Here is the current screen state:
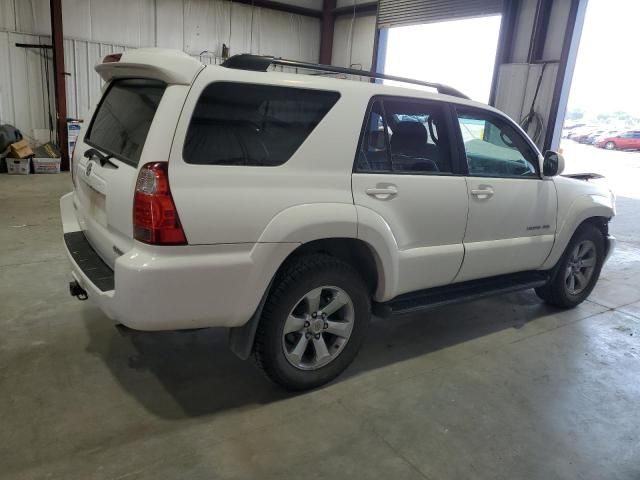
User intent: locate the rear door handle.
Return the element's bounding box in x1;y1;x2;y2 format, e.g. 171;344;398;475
366;186;398;198
470;187;494;198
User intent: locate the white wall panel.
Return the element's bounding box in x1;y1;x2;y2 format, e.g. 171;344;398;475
183;0;233;54
89;0;155;47
0;31;15;124
155;0;184;49
0;0;16;31
332;14;376;71
0;32;54;140
61;0;92;39
543;0;571;61
1;0;322;141
511;0;537;63
14;0;49;36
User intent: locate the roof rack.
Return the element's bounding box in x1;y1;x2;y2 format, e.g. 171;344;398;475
221;54;470;99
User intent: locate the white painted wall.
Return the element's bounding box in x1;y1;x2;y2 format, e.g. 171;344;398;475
331;14;376;71
0;0;321;139
494;0;576;149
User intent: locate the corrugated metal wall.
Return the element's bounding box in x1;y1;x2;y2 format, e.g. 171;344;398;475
0;0;321;141
331;14;376;72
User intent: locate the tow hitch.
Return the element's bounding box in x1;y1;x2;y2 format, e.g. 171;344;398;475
69;280;88;300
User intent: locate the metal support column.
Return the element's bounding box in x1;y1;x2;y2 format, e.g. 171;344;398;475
49;0;68;170
544;0;588;151
319;0;336;64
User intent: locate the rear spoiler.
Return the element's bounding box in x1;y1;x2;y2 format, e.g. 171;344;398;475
562;173;605;181
95;48;204;85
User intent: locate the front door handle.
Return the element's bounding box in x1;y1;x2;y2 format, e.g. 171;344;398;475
470;187;494;199
366;186;398;199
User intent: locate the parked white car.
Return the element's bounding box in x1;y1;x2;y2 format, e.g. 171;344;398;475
61;49;616;390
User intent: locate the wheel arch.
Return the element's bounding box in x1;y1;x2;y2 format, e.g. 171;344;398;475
542;201;613;271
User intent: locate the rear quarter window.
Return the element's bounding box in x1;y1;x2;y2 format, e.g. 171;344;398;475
183;82;340;166
86;78;166;166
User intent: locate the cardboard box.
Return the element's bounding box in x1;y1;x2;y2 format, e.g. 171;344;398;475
8;139;33;159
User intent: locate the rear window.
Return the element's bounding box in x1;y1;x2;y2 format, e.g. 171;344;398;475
183;82;340;166
86;78;166;166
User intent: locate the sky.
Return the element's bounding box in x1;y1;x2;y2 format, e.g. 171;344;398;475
567;0;640;116
383;1;638;117
383;15;502;103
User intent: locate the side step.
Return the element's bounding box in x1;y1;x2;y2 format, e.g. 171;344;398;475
374;271;550;317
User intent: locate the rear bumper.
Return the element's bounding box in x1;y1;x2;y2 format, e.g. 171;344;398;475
60;192;298;331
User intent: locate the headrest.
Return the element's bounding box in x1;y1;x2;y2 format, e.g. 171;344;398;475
393;121;428;141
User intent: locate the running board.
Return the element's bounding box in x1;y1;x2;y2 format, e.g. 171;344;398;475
374;271;550;317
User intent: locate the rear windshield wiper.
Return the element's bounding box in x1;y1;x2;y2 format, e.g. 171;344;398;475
84;148;119;168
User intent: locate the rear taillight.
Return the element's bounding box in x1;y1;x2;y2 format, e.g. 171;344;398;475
102;53;122;63
133;162;187;245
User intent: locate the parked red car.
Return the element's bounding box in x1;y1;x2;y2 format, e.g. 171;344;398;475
596;131;640;150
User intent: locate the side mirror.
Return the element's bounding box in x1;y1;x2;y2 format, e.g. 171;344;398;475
543;150;565;177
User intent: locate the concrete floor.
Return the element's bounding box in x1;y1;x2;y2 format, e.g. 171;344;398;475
2;170;640;480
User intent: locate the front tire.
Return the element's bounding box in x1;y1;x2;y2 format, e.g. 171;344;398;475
605;141;616;150
254;254;370;390
535;223;605;308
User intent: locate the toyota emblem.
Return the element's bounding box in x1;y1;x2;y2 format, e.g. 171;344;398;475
86;161;93;177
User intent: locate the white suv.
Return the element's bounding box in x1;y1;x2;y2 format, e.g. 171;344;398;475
61;49;615;390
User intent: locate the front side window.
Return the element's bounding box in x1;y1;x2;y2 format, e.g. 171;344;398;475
183;83;340;166
86;78;166;166
356;98;453;174
457;108;539;178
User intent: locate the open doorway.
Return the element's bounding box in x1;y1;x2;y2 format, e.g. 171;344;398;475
382;15;502;103
560;0;640;245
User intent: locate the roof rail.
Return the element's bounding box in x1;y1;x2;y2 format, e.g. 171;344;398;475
221;54;470;99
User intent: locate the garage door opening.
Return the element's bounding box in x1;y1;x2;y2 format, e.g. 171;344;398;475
560;0;640;243
382;15;502;103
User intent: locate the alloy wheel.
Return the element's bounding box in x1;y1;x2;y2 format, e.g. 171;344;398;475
282;286;355;370
565;240;597;295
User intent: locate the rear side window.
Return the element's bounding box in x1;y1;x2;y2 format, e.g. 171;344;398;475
183;83;340;166
86;79;166;166
356;97;454;174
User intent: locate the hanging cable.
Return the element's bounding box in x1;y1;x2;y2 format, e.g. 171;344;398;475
520;62;550;145
347;0;356;68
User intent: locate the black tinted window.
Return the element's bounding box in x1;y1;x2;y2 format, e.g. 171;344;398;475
87;78;166;165
184;83;340;166
356;98;453;174
356;101;391;172
385;100;452;173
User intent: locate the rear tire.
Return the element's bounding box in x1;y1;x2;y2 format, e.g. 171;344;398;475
254;254;370;391
535;224;605;308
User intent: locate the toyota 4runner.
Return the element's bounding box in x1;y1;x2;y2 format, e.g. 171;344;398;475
61;49;616;390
